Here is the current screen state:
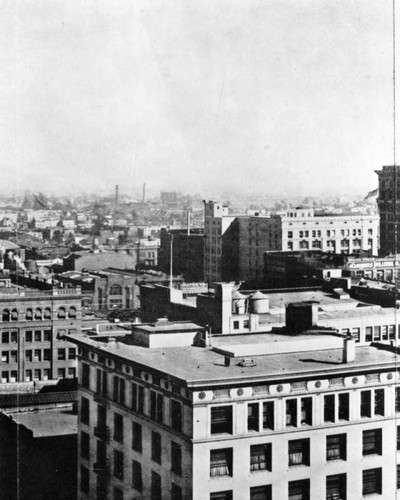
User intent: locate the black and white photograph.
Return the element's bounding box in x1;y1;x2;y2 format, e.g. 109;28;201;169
0;1;400;499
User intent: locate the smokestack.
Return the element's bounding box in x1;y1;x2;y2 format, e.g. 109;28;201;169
343;337;355;363
187;211;191;236
115;185;119;205
142;183;147;203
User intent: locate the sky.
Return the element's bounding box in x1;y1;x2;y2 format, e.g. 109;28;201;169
0;0;396;198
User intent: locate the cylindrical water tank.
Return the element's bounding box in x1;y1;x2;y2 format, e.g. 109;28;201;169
249;291;269;313
232;290;247;314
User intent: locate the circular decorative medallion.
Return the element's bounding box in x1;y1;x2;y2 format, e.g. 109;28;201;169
198;391;206;400
388;373;394;380
352;377;359;384
237;388;244;396
315;381;322;388
276;384;284;393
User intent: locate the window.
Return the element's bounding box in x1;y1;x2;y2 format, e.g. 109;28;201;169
1;351;9;363
34;330;41;342
2;331;9;343
150;391;163;423
211;406;233;434
338;393;349;420
43;349;51;361
132;382;144;414
361;391;371;418
171;483;182;500
80;431;90;460
397;426;400;451
326;474;346;500
286;399;297;427
248;403;259;431
57;307;66;319
25;370;32;381
301;397;312;425
34;308;42;320
365;327;373;342
250;443;271;471
374;389;384;416
171;399;183;432
326;434;346;461
288;439;310;466
96;368;108;396
324;395;335;422
233;321;240;330
58;348;66;361
396;387;400;413
363;429;382;456
43;369;50;380
210;492;233;500
68;306;77;319
10;351;17;363
68;348;76;360
263;401;274;430
110;284;122;295
151;471;162;500
250;485;272;500
113;376;126;406
82;363;90;389
43;330;51;341
171;441;182;476
25;350;32;362
397;464;400;490
33;349;41;362
44;308;51;320
132;422;142;453
362;468;382;495
10;331;17;343
113;450;124;480
289;479;310;500
114;413;123;443
57;368;65;379
1;371;9;383
11;309;18;321
80;465;90;494
210;448;233;477
25;309;33;321
132;460;142;492
151;431;162;464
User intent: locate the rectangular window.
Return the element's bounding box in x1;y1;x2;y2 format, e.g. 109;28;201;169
25;350;32;362
210;448;233;477
96;369;108;397
25;331;32;343
43;349;51;361
210;493;233;500
396;387;400;413
373;326;381;341
58;348;66;360
397;464;400;490
151;431;162;464
151;471;162;500
289;479;310;500
288;439;310;466
113;450;124;480
250;443;271;471
382;325;389;340
211;406;233;434
301;397;312;425
263;401;274;430
365;327;373;342
82;363;90;389
34;331;41;342
68;348;76;360
33;349;41;362
113;376;126;406
114;413;123;443
250;485;272;500
324;395;335;422
374;389;385;416
171;483;183;500
361;391;371;418
132;422;142;453
132;460;142;492
80;431;90;460
10;351;17;363
2;332;9;343
326;434;346;461
171;441;182;476
171;399;182;432
150;390;164;423
362;468;382;495
398;426;400;451
363;429;382;455
389;324;396;339
338;393;349;421
131;382;144;414
248;402;259;431
57;368;65;379
44;330;51;342
326;474;346;500
233;321;240;330
1;351;9;363
286;399;297;427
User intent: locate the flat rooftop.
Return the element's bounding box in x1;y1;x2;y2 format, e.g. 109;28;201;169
10;410;77;437
68;333;400;388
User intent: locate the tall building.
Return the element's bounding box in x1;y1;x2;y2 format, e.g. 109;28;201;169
71;319;400;500
205;202;379;284
376;164;400;255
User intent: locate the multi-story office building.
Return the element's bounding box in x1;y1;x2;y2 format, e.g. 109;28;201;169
72;318;400;500
0;277;81;387
376;164;400;255
205;202;379;284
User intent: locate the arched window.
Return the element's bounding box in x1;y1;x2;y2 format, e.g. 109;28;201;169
68;306;77;319
110;284;122;296
11;309;18;321
2;309;10;322
35;308;42;320
57;307;66;319
26;308;33;320
44;308;52;320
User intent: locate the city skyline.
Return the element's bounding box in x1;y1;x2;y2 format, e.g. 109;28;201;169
1;0;396;197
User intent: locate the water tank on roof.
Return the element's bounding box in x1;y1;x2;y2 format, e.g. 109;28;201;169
249;291;269;313
232;290;247;314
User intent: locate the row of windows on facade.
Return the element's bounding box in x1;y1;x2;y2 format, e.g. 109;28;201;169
204;468;384;500
0;328;77;344
21;347;76;363
1;367;76;383
286;239;372;251
288;229;372;238
0;306;77;322
210;389;387;435
207;427;385;479
80;371;183;432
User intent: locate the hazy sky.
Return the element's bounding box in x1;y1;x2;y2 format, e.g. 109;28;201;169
0;0;396;198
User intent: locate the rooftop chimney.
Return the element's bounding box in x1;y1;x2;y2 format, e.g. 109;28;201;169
343;337;355;363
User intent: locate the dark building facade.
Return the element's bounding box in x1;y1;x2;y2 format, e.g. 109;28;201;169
376;164;399;256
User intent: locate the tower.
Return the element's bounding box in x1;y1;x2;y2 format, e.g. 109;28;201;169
375;165;400;256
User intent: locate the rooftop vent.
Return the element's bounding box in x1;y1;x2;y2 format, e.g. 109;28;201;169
238;358;256;367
